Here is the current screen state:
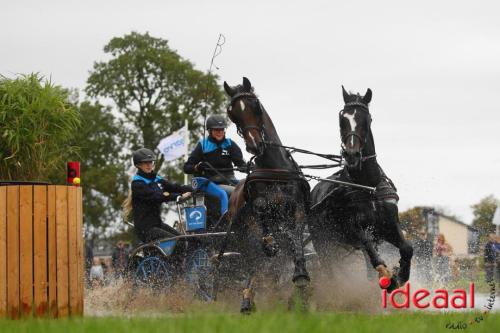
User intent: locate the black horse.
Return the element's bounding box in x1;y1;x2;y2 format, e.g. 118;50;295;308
308;87;413;293
223;77;311;312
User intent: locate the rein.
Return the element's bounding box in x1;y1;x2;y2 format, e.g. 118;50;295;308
263;142;342;163
226;92;375;192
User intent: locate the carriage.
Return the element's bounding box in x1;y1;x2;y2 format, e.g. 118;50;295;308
126;189;241;300
128;78;408;312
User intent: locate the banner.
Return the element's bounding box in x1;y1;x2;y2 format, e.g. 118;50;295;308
157;123;189;162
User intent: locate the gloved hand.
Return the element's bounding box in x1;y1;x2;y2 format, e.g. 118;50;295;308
195;162;208;172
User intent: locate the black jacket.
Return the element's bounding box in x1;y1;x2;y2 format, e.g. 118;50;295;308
484;241;498;264
183;136;245;184
132;170;192;237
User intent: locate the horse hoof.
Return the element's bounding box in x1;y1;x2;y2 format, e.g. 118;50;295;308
288;278;311;312
240;298;254;314
386;277;401;294
292;276;310;287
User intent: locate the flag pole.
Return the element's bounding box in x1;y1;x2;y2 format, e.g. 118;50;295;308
184;119;189;185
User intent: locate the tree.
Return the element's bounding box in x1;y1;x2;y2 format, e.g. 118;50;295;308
72;101;129;239
85;31;225;182
0;73;80;181
471;195;499;243
399;207;426;239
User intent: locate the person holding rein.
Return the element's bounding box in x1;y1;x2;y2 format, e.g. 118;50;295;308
124;148;192;243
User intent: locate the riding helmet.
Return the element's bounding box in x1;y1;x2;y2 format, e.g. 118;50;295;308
206;115;227;129
132;148;155;165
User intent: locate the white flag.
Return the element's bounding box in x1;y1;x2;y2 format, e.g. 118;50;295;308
157;124;189;162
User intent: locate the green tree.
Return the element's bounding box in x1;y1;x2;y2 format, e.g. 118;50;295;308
471;195;499;243
0;73;80;181
85;31;225;182
73;101;129;239
399;207;426;239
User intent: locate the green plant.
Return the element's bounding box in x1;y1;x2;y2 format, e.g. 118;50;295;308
0;73;80;181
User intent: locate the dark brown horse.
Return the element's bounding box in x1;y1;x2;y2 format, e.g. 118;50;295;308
308;87;413;293
223;77;311;312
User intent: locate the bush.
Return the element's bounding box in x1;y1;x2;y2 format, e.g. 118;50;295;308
0;73;80;181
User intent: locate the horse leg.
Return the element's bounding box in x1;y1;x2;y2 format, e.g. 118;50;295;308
352;224;390;282
236;219;261;314
285;209;311;311
240;273;257;314
379;200;413;290
362;247;378;281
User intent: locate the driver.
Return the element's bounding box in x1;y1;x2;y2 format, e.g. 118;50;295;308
128;148;192;242
183;114;246;216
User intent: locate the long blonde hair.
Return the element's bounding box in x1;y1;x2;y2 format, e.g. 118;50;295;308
122;189;133;222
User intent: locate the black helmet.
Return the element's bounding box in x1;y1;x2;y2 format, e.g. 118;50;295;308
206;115;227;129
133;148;155;165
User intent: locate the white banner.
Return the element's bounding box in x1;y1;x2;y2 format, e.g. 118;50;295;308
157;123;189;162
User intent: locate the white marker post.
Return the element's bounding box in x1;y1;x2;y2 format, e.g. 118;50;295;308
184;119;189;185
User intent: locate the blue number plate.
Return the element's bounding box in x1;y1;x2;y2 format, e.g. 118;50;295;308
185;206;207;231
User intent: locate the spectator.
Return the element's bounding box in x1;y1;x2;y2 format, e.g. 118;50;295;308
484;233;500;284
89;256;104;288
103;257;113;285
433;233;453;284
112;241;129;279
85;242;93;287
413;231;433;285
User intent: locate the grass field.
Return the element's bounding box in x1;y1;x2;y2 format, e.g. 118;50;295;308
1;312;499;333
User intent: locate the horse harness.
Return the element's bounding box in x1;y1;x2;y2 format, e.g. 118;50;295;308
339;102;377;163
227;92;267;140
310;167;398;211
243;168;311;209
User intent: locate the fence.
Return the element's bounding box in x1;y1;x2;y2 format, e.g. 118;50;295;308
0;185;83;318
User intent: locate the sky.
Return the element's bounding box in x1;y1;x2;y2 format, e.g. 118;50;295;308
2;0;499;223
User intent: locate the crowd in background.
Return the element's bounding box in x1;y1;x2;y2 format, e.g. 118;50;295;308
412;232;500;286
484;233;500;284
85;241;130;288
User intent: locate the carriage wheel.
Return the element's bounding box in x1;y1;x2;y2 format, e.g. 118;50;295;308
134;256;173;290
185;248;214;301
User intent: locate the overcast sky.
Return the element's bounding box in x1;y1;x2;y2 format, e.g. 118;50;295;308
2;0;499;223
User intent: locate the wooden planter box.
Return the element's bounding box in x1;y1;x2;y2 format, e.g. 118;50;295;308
0;185;83;318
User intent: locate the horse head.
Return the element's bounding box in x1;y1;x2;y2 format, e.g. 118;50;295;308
339;86;373;169
224;77;265;156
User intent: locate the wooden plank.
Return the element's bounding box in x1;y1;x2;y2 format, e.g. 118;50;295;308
19;186;33;316
0;187;7;317
33;186;48;316
6;186;20;319
55;186;69;317
47;186;57;318
75;187;84;315
67;187;78;315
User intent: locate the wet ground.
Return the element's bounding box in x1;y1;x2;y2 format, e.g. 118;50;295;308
85;248;498;316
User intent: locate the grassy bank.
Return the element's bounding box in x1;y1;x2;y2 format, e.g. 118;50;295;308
1;312;499;333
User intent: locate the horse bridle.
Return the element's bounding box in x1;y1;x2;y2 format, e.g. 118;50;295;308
227;92;266;141
339;102;376;163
